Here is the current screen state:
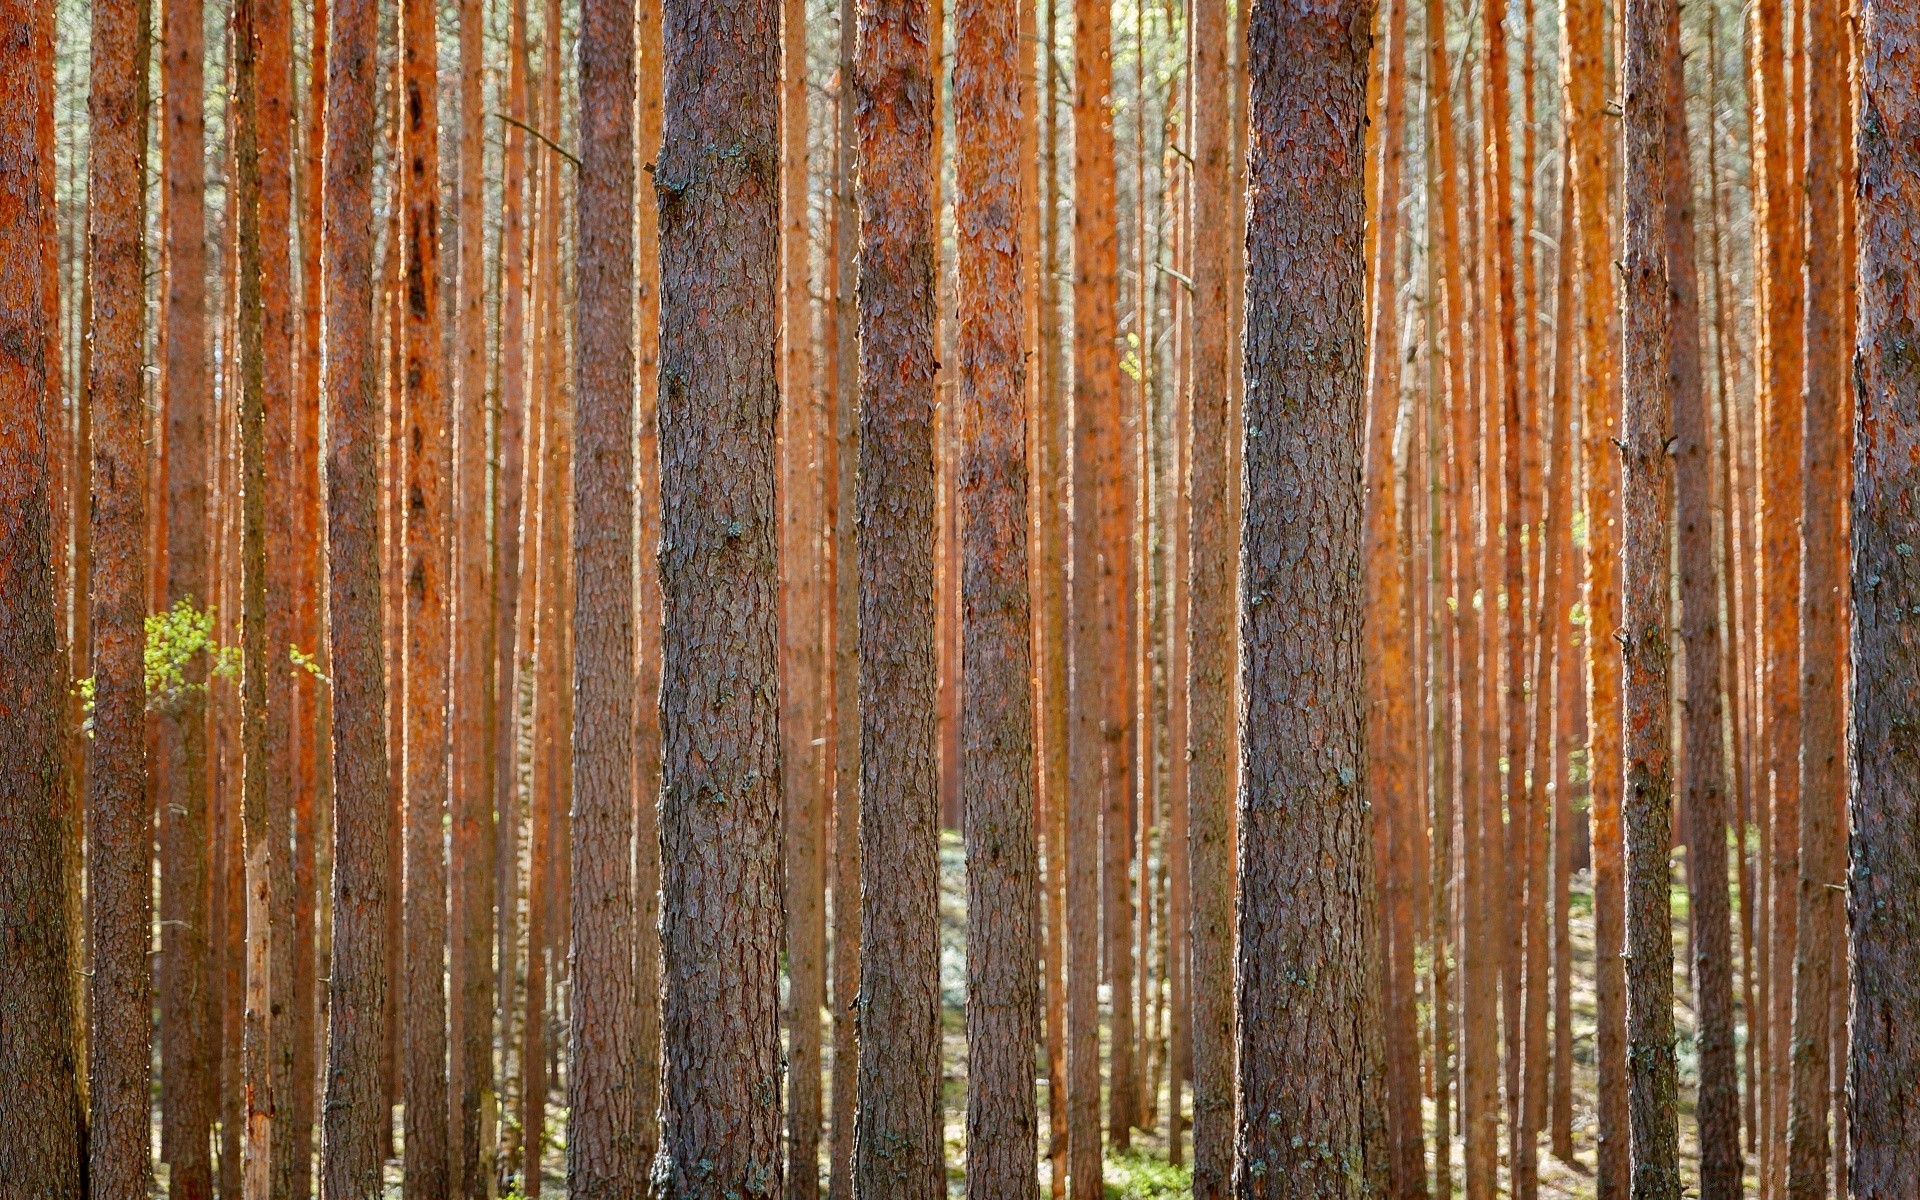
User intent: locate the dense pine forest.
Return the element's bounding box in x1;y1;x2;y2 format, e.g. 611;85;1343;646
1;0;1916;1194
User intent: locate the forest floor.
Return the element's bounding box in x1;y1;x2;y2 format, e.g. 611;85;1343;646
306;836;1724;1199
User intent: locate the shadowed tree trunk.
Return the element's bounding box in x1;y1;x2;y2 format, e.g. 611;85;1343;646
1184;0;1231;1190
0;3;88;1186
1234;0;1388;1193
653;0;786;1187
159;0;216;1186
1849;0;1920;1186
851;0;945;1189
955;0;1040;1184
85;0;153;1188
1619;0;1679;1192
1785;0;1845;1191
319;0;395;1188
568;0;642;1187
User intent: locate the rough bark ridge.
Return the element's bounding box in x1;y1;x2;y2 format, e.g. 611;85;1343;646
1849;0;1920;1187
570;0;642;1191
654;0;786;1186
0;6;88;1188
319;0;394;1191
85;0;153;1189
1662;8;1738;1194
1618;0;1679;1194
955;0;1040;1186
1784;0;1845;1191
1184;0;1233;1191
852;0;946;1189
1234;0;1389;1193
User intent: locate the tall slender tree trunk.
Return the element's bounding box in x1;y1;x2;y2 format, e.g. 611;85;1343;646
955;0;1041;1184
1184;0;1231;1189
319;0;395;1187
1619;0;1679;1192
159;0;216;1186
1664;9;1738;1193
1567;0;1625;1181
86;0;154;1185
827;1;863;1190
850;0;945;1189
0;3;88;1186
654;0;786;1186
1784;0;1845;1191
781;0;825;1185
1849;0;1920;1184
568;0;642;1192
1235;0;1387;1193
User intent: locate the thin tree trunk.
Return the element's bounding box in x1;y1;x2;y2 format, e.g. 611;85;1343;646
1848;4;1920;1185
320;0;395;1188
1784;0;1845;1190
654;0;786;1186
520;357;553;1197
956;0;1041;1184
0;3;88;1185
159;0;216;1185
1236;0;1387;1193
1620;0;1679;1191
1184;0;1231;1190
85;0;153;1183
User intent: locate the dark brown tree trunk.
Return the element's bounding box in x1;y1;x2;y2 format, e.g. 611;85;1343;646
85;0;153;1186
1663;10;1738;1194
1849;1;1920;1185
1235;0;1387;1193
653;0;786;1188
850;0;945;1190
159;0;216;1186
0;3;88;1187
955;0;1040;1185
319;0;395;1188
1619;0;1679;1192
569;0;642;1188
1184;0;1231;1190
400;0;452;1185
1785;0;1845;1191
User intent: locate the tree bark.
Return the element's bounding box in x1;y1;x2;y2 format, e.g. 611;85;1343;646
1235;0;1388;1193
653;0;786;1186
86;0;154;1186
850;0;946;1189
319;0;395;1187
0;3;88;1187
1849;0;1920;1184
159;0;216;1186
1184;0;1231;1189
1619;0;1680;1193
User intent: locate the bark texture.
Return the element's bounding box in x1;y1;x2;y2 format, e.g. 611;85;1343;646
1234;0;1388;1192
852;0;946;1189
654;0;787;1186
1849;0;1920;1187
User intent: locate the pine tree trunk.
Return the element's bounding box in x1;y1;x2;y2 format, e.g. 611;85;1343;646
0;5;88;1186
1619;0;1680;1192
850;0;945;1189
85;0;153;1185
1184;0;1231;1191
1849;5;1920;1185
654;0;786;1188
159;0;216;1184
320;0;395;1188
955;0;1041;1186
1235;0;1387;1193
1784;0;1845;1190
